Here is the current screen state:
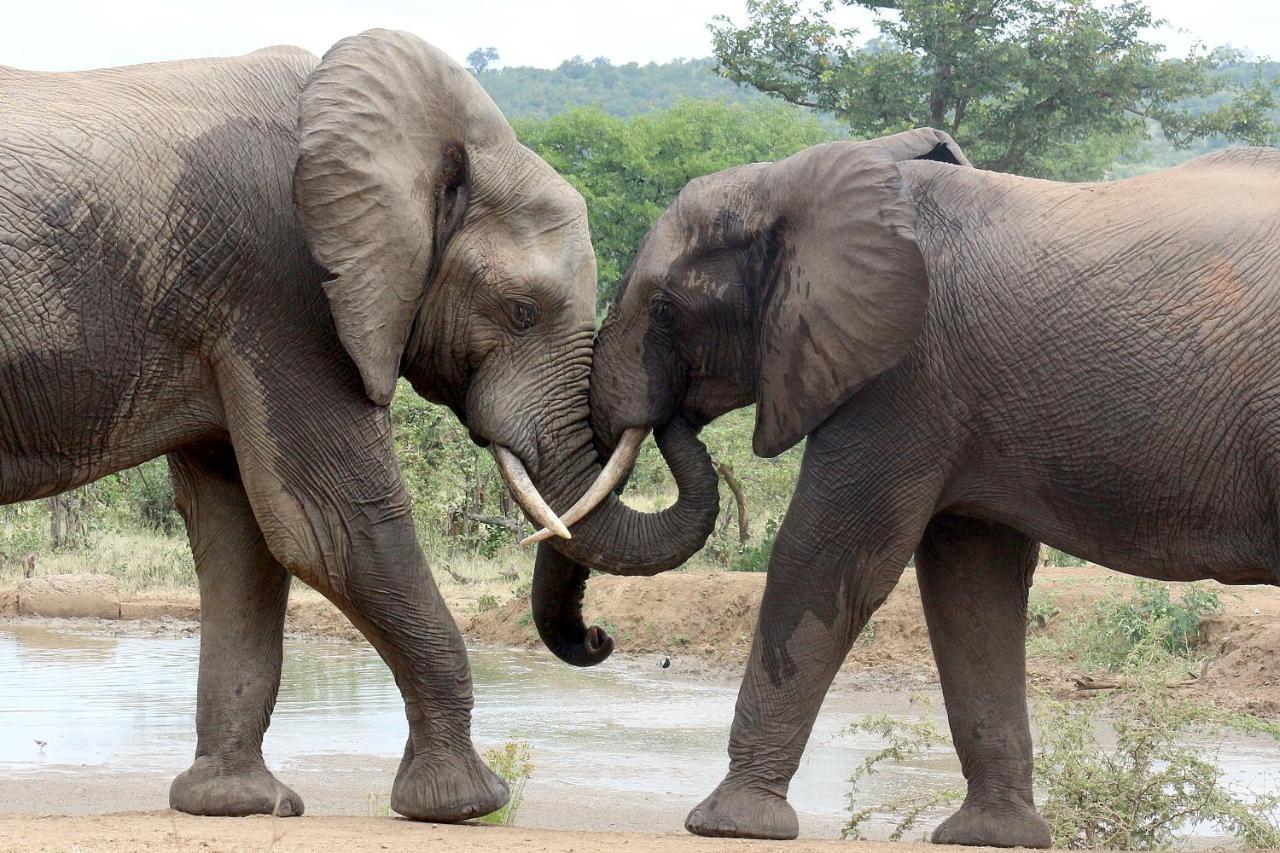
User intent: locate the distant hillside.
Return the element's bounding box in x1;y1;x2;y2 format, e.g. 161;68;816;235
479;55;1278;174
477;56;770;119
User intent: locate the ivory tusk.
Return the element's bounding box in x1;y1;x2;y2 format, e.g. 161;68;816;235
492;446;572;540
520;427;650;546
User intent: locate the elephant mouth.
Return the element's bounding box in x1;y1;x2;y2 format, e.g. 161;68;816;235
519;427;650;546
492;427;647;546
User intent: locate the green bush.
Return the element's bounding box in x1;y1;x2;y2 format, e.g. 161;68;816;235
841;697;961;841
729;517;779;572
1067;581;1222;672
1035;674;1280;849
845;678;1280;848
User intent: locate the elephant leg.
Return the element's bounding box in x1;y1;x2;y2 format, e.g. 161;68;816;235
686;446;934;840
217;365;506;822
916;514;1051;848
321;524;508;822
166;445;303;817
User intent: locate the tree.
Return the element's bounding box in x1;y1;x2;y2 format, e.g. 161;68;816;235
513;99;835;313
466;46;500;75
709;0;1279;180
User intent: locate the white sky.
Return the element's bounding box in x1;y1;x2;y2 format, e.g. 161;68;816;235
1;0;1276;72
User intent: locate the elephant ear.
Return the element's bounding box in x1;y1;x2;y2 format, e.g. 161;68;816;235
294;29;516;405
752;128;969;457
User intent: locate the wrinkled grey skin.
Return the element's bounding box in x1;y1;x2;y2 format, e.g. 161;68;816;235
576;128;1280;846
0;29;715;821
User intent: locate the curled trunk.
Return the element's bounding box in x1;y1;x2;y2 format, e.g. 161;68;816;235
529;416;719;666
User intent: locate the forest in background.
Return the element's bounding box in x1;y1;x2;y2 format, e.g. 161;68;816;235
3;1;1278;584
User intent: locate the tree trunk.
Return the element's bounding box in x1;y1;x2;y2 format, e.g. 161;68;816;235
714;459;750;544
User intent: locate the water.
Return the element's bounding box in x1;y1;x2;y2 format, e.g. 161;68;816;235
0;620;1277;839
0;622;954;822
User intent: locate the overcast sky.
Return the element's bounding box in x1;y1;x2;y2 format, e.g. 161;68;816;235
1;1;1276;72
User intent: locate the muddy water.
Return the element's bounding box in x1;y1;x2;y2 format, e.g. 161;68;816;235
0;621;1276;841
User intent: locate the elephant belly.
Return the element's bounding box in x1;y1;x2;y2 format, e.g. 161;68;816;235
0;334;223;505
960;462;1280;586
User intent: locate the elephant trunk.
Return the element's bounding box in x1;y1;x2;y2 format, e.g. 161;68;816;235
527;415;719;666
530;543;613;667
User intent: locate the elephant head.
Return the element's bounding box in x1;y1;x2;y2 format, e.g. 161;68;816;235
529;129;970;665
292;30;721;665
591;127;970;456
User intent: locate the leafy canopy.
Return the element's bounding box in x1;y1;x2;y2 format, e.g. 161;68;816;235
709;0;1279;179
513;99;835;313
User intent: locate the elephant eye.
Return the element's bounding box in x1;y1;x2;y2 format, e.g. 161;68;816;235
649;296;675;327
508;298;540;333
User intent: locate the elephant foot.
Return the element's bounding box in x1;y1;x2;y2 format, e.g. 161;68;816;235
684;780;799;840
391;748;509;822
932;800;1051;848
169;755;304;817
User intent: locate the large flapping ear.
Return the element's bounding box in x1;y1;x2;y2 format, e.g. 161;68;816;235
294;29;516;405
752;128;969;457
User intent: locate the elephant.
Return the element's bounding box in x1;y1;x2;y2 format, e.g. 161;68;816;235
0;29;718;820
534;127;1280;846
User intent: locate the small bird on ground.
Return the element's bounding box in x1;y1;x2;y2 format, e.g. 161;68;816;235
659;656;671;669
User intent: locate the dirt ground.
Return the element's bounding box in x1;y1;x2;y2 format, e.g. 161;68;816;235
5;564;1280;711
0;813;951;853
468;566;1280;714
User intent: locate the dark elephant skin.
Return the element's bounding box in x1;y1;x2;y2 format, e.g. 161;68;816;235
0;30;714;821
584;127;1280;845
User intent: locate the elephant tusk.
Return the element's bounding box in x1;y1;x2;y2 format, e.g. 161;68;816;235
492;446;572;541
520;427;649;546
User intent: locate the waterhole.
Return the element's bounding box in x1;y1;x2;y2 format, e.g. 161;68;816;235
0;621;1275;841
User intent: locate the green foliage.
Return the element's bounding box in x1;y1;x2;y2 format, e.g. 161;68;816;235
1027;590;1061;630
389;383;526;557
729;517;780;572
476;594;499;613
1047;581;1223;672
466;46;500;75
709;0;1280;180
1035;676;1280;849
514;100;836;312
477;741;535;826
478;57;777;120
844;673;1280;848
842;696;962;841
1043;546;1089;567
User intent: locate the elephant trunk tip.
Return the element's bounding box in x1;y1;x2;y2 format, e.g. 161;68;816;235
557;624;614;668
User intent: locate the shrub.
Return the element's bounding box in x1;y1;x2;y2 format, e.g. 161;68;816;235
1035;673;1280;849
477;741;535;826
1071;581;1222;672
729;517;779;572
843;660;1280;848
841;697;962;841
1027;591;1061;631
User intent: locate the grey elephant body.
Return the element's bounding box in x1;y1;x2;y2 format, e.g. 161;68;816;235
581;134;1280;845
2;32;719;821
885;151;1280;585
1;45;489;820
1;50;316;503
